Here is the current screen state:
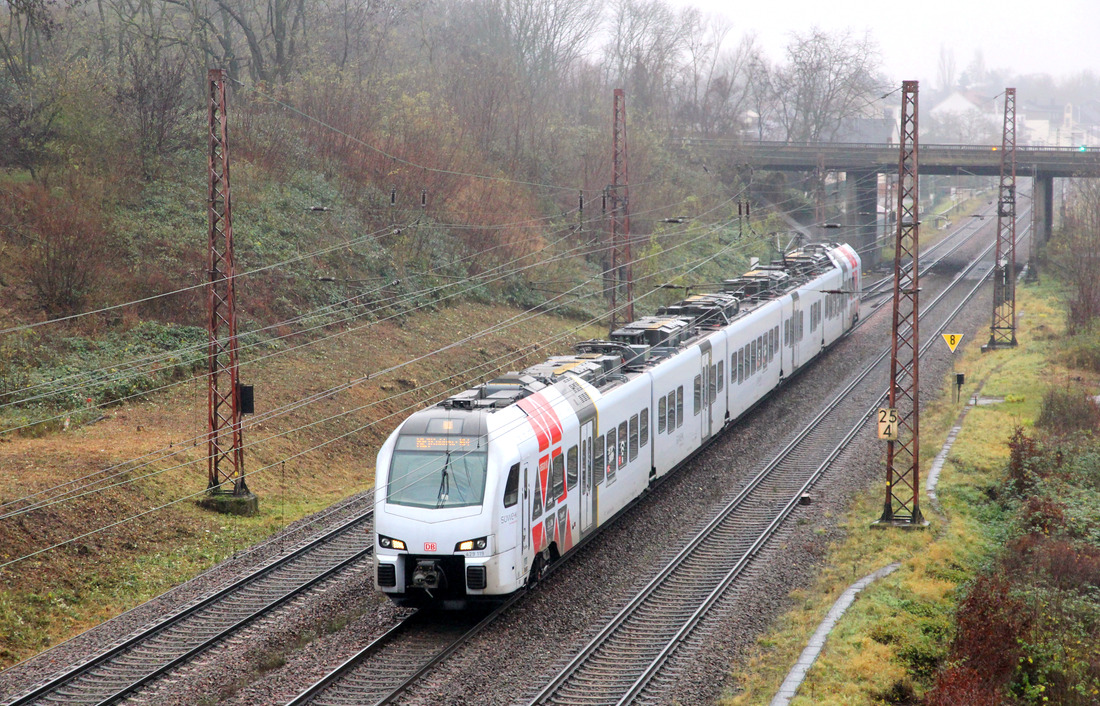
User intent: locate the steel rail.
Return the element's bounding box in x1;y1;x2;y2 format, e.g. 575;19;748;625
283;203;1011;706
529;214;1028;705
615;226;1025;704
6;510;373;706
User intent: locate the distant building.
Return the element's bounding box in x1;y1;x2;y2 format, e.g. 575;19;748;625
927;90;1000;144
1019;100;1100;148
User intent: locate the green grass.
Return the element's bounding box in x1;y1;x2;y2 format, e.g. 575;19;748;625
721;278;1092;705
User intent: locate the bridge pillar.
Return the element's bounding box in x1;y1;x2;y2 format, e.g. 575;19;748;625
845;170;880;269
1032;173;1054;247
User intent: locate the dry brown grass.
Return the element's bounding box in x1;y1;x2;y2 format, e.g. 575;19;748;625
0;300;602;667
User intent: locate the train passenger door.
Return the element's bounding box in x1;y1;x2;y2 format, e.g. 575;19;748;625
521;462;530;552
580;421;594;533
701;349;713;440
790;292;802;371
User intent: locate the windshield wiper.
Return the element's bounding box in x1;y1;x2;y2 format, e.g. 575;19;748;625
436;451;451;508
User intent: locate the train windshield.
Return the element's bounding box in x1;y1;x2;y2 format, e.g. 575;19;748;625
387;435;487;509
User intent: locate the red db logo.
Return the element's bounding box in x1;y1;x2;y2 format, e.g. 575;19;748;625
424;542;437;552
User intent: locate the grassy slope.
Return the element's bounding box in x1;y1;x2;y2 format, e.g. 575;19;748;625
721;280;1083;704
0;301;603;668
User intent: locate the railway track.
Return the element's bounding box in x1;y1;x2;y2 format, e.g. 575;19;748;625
4;509;374;706
526;218;1027;705
282;210;1019;705
2;198;1015;706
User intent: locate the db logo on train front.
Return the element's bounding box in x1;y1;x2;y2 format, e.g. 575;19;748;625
424;542;437;552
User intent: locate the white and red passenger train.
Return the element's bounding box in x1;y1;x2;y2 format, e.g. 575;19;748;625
373;243;860;607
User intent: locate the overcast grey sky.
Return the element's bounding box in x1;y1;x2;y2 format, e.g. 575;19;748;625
671;0;1099;88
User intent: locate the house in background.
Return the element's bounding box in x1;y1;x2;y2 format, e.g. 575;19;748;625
1020;100;1100;147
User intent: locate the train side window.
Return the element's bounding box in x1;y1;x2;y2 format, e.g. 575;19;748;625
566;445;578;490
737;348;744;383
709;364;717;403
504;463;520;507
594;435;605;485
676;385;684;427
629;414;639;461
606;427;617;481
773;326;779;357
667;391;676;430
550;452;564;501
532;473;543;518
717;361;724;392
658;396;667;433
617;421;628;468
784;319;789;346
693;375;702;415
640;408;649;446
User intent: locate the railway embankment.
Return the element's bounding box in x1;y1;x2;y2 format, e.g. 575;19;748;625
723;280;1100;704
0;302;600;673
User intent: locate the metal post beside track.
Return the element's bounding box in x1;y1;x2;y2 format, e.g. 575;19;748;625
608;88;632;333
985;87;1019;349
877;80;926;528
205;68;257;514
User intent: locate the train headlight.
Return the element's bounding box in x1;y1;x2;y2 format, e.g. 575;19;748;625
455;536;488;551
378;534;406;551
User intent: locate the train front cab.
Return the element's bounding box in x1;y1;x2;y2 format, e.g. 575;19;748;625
373;411;527;608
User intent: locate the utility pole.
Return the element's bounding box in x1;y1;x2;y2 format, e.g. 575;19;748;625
987;87;1018;348
206;68;256;514
878;80;925;528
814;152;826;240
608;88;633;332
1026;164;1039;283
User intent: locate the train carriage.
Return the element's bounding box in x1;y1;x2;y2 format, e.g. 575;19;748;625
373;243;860;608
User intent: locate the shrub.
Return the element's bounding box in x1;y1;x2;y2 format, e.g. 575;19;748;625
5;184;109;316
924;575;1029;705
1007;427;1045;493
1036;384;1100;435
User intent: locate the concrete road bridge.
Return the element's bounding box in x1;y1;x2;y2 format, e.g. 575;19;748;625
683;139;1100;265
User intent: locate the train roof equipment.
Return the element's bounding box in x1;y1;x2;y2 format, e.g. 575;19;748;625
435;243;849;412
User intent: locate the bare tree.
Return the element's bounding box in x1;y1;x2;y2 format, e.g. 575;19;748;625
744;46;773;140
771;28;886;142
675;23;755;137
603;0;688;120
937;45;956;91
163;0;307;83
1053;179;1100;333
7;184;108;316
0;0;62;87
116;42;193;180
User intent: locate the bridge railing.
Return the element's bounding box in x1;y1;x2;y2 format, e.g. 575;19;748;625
681;138;1096;153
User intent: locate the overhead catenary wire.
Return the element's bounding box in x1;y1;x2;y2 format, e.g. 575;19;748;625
0;186;756;434
0;184;715;409
0;203;764;571
0;201;761;525
2;181;800;514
